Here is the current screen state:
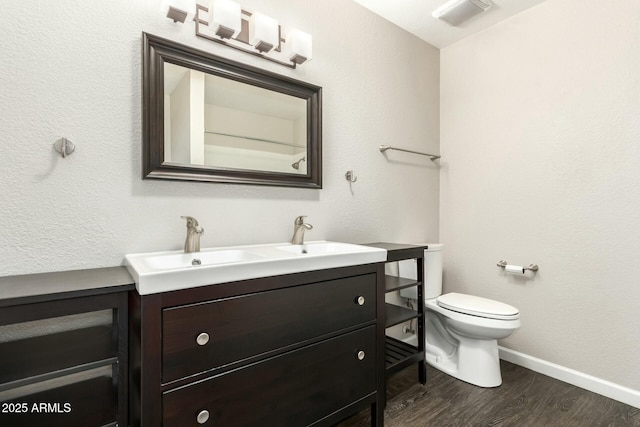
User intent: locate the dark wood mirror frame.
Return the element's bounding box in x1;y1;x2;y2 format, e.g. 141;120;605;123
142;32;322;188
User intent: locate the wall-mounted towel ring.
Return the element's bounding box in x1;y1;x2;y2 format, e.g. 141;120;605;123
53;137;75;158
345;170;358;182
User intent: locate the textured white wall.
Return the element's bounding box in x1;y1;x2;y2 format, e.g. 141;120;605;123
0;0;440;276
440;0;640;390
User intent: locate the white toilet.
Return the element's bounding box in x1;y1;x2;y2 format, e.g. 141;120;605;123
399;244;520;387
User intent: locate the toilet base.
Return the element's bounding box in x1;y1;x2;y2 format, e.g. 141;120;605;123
426;334;502;387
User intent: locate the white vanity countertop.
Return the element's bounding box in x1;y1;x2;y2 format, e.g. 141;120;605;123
125;241;388;295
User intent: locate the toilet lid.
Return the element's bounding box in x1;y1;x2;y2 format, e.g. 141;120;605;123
437;293;520;320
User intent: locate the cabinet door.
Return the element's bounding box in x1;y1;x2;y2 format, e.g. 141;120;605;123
163;326;376;427
162;274;376;382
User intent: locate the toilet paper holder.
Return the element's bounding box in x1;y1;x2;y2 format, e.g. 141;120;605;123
497;260;539;272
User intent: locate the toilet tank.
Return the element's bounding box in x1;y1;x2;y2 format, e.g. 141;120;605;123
399;243;443;301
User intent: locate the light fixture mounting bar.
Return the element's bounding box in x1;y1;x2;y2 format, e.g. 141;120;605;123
194;4;295;69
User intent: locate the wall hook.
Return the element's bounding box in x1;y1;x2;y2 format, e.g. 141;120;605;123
53;137;75;158
345;170;358;182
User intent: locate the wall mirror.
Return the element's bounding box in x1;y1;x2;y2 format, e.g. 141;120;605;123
142;33;322;188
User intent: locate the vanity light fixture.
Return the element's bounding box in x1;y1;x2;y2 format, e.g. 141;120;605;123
162;0;196;23
249;12;280;53
432;0;491;26
287;28;313;65
164;1;312;68
209;0;241;39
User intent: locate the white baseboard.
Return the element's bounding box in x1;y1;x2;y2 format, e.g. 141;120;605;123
499;346;640;409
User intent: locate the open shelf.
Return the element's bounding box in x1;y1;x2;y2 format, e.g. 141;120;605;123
0;376;117;427
384;275;419;293
385;303;419;328
385;336;424;377
0;325;115;391
0;282;129;427
364;242;428;401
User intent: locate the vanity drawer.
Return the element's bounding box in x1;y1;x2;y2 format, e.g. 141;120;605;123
162;273;376;383
163;326;376;427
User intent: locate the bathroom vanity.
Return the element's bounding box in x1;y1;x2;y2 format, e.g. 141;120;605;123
129;261;386;427
0;242;388;426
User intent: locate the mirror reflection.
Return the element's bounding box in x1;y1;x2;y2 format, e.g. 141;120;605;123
163;63;308;175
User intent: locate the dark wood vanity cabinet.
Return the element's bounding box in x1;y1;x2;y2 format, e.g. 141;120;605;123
163;327;376;427
130;263;386;427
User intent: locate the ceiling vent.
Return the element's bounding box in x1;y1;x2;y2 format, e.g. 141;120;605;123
432;0;491;26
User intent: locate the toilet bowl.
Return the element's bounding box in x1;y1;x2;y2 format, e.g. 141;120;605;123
424;292;520;387
399;244;521;387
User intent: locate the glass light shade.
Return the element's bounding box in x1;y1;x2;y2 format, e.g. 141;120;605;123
162;0;195;23
210;0;241;39
287;29;312;64
249;12;279;53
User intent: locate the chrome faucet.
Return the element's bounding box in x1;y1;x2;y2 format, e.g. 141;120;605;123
181;216;204;253
291;215;313;245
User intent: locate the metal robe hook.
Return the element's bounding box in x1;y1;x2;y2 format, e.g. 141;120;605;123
53;137;75;158
345;170;358;182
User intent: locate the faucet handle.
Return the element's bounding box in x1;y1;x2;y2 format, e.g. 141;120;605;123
181;216;200;227
294;215;307;225
182;216;204;234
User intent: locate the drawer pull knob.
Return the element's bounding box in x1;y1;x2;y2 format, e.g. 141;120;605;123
197;409;210;424
356;296;365;306
196;332;210;346
357;350;366;361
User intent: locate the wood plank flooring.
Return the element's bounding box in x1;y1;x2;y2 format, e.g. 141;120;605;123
337;361;640;427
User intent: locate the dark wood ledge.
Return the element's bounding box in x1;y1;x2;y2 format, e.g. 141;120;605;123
0;267;135;307
361;242;428;262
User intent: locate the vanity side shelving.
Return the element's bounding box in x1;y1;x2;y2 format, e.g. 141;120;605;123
0;267;134;427
363;243;427;387
130;262;386;427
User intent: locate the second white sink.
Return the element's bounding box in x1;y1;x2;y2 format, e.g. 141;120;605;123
276;241;366;255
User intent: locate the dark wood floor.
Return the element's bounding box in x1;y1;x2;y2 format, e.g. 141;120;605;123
337;361;640;427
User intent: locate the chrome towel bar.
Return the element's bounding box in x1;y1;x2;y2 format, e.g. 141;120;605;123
379;145;441;161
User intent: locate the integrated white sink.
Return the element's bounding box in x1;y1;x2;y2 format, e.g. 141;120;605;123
125;241;387;295
142;249;264;270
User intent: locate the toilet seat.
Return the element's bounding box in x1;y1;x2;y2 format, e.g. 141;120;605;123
437;292;520;320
